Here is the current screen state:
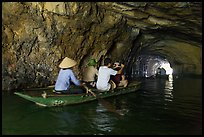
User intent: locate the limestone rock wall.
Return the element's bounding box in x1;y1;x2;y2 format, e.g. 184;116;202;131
2;2;133;90
2;2;202;91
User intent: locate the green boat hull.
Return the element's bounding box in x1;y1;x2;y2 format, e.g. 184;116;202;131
14;81;141;107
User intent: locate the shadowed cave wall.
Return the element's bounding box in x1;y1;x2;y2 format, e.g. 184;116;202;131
2;2;202;90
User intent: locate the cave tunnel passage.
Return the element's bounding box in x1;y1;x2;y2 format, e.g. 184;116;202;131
123;29;201;80
128;54;173;79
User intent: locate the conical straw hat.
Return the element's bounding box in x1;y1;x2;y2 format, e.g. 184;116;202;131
59;57;77;69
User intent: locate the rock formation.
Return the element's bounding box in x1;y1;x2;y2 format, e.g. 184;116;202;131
2;2;202;90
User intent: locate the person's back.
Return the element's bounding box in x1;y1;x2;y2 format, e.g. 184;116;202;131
82;59;98;87
96;58;117;91
83;66;98;82
55;68;80;91
111;62;128;88
54;57;87;94
111;67;121;85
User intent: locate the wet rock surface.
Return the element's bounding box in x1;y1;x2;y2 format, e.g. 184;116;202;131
2;2;202;90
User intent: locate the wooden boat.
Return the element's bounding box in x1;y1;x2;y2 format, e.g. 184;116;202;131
14;81;141;107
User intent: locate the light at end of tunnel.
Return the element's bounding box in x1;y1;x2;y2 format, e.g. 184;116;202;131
160;62;173;75
168;74;173;81
166;68;173;75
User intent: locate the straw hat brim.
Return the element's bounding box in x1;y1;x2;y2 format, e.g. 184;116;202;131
59;57;77;69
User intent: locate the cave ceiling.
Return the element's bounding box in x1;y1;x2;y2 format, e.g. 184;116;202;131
97;2;202;70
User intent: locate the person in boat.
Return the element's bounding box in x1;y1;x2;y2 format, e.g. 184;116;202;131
54;57;87;94
111;62;128;88
82;58;98;88
96;58;124;92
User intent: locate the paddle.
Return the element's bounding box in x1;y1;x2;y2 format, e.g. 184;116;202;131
83;84;124;116
22;85;55;91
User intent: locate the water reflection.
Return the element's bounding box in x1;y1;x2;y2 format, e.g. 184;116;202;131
2;77;202;135
113;99;130;116
164;75;174;102
92;103;115;133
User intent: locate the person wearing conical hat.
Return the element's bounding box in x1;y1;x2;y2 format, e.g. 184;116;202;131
54;57;87;94
82;58;98;88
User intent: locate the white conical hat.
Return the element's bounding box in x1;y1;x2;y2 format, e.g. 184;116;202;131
59;57;77;69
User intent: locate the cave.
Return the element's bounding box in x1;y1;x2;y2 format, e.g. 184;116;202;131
126;54;173;78
2;2;202;90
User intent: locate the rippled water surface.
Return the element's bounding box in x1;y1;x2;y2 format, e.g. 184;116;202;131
2;77;202;135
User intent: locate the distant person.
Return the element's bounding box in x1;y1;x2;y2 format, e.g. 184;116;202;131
111;62;128;88
82;58;98;88
54;57;87;94
96;58;124;92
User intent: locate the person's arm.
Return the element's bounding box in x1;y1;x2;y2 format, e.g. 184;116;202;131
70;70;81;86
117;64;125;74
95;68;98;76
70;70;90;93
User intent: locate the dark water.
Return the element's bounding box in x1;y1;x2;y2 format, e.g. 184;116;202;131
2;77;202;135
